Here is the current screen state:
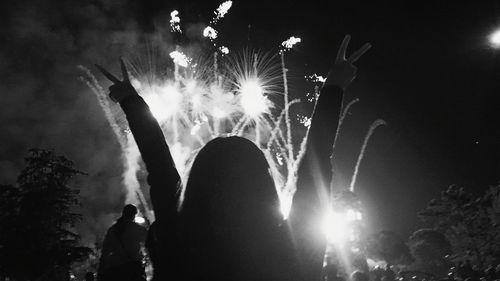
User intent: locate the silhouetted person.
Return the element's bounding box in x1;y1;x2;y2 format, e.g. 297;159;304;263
98;204;147;281
96;35;371;281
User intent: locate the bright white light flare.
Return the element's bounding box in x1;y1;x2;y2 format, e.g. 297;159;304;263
322;210;349;244
322;209;362;245
239;79;268;118
143;84;182;121
489;29;500;48
134;216;146;224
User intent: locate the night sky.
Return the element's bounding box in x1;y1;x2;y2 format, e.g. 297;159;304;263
1;0;499;242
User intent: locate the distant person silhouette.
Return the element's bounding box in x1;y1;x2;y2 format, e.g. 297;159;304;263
98;204;147;281
96;35;371;281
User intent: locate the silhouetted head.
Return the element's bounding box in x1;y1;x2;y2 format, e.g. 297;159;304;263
180;136;285;279
182;136;281;225
121;204;137;221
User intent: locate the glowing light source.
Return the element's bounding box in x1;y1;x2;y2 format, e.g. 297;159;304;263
143;84;182;121
134;216;146;224
489;29;500;48
239;79;268;118
190;123;201;135
212;107;227;119
322;210;349;244
321;208;362;245
169;51;191;67
281;36;302;51
203;26;218;40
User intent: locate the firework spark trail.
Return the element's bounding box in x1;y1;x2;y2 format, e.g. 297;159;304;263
123;137;141;206
79;66;154;221
329;98;360;195
266;99;300;149
236;118;252;137
123;135;154;222
333;98;360;154
213;52;218;80
231;116;248;135
278;37;302;185
280;52;296;190
78;65;125;150
349;119;386;192
266;107;287;149
252;53;262;145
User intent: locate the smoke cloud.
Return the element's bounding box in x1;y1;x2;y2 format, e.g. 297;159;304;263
0;0;178;245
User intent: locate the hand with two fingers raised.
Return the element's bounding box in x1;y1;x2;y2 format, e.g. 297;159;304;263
325;35;371;89
95;58;138;103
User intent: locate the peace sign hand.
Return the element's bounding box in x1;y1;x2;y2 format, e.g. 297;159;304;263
95;58;138;103
325;35;371;89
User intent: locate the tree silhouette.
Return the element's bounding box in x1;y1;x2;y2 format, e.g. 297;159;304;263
408;228;452;276
0;149;91;281
418;184;500;270
365;230;414;266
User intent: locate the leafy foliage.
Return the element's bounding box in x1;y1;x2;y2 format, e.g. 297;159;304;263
418;185;500;270
364;230;414;266
407;228;452;276
0;149;92;281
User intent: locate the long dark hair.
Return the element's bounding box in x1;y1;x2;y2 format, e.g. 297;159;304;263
179;136;287;279
181;136;281;226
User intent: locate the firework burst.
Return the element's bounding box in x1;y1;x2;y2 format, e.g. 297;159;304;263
82;2;378;222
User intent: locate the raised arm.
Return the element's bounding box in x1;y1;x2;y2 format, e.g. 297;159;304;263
289;35;371;281
96;59;181;222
